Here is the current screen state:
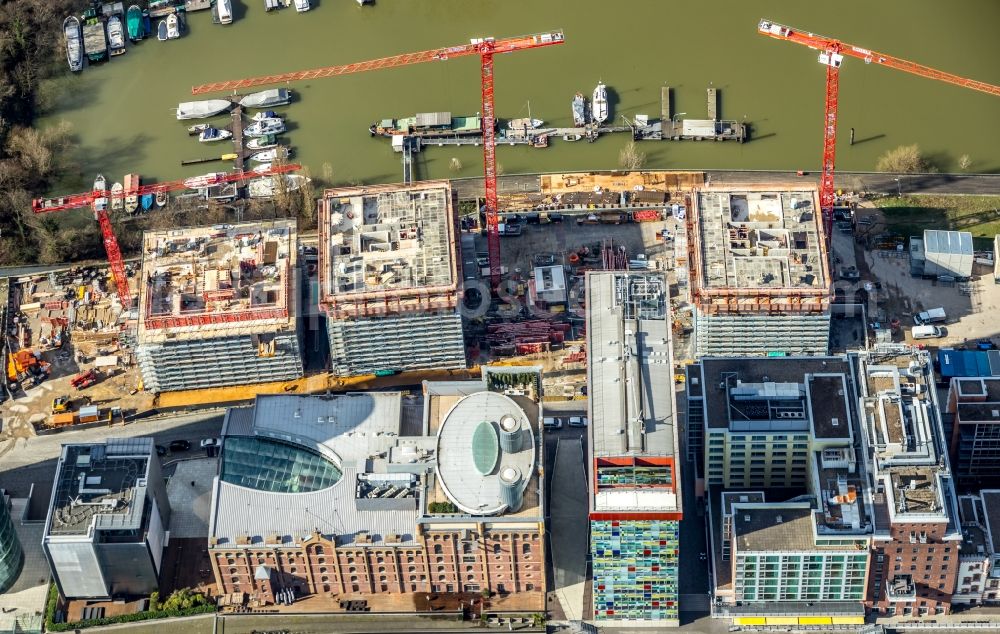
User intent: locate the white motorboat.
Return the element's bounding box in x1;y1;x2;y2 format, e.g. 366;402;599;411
175;99;231;120
592;82;608;124
199;127;233;143
244;118;285;136
216;0;233;24
239;89;291;109
184;172;227;189
187;123;211;135
507;118;544;131
572;92;586;126
249;147;290;163
246;134;278;150
64;16;84;71
107;15;126;56
294;0;310;12
248;174;309;198
166;13;180;39
92;174;108;213
110;182;124;210
252;163;273;174
250;110;282;122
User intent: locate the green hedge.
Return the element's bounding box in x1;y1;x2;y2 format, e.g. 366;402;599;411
45;583;216;632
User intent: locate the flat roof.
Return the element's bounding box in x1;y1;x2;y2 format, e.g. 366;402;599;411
924;229;973;256
586;272;679;514
319;181;458;319
435;391;536;515
137;220;297;342
980;490;1000;555
698;357;850;430
734;506;816;552
958;495;990;556
45;438;153;537
691;187;829;313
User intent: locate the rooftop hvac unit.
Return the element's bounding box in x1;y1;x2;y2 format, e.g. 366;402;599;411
499;466;523;513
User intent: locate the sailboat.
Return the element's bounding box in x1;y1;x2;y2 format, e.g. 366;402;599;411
507;101;544;131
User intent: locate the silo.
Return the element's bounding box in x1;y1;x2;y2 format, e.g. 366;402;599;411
499;466;523;512
498;414;522;453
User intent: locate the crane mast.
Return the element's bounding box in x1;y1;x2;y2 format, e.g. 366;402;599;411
190;31;566;288
757;19;1000;234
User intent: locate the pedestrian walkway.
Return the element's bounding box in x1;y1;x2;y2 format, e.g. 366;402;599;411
550;437;589;621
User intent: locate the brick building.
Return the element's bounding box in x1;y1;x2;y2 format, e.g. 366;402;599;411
208;371;545;610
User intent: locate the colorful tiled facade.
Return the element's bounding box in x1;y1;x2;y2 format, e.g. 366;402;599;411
591;519;680;621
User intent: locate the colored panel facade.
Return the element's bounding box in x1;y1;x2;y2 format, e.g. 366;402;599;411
0;495;24;593
591;519;679;622
735;552;867;602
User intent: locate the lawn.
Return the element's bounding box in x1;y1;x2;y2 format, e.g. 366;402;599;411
876;195;1000;249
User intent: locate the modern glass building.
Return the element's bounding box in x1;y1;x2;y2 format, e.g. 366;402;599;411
586;273;682;627
0;492;25;593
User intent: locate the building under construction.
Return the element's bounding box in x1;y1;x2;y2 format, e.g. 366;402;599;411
135;220;302;392
319;182;465;376
688;186;830;357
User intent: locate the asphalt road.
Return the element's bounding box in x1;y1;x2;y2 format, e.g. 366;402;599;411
0;410;226;498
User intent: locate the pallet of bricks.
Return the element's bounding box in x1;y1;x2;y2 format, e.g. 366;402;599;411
486;320;571;356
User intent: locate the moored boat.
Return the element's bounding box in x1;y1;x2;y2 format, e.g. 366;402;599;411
244;118;285;136
82;12;108;63
239;89;291;109
126;5;144;41
249;146;290;163
246;134;277;150
507;118;544;131
141;193;155;210
187;123;211;135
110;182;124;210
175;99;231;120
216;0;233;24
294;0;310;12
92;175;108;213
157;20;167;41
108;15;126;56
592;82;609;124
572;93;586;126
166;13;180;39
124;173;140;213
198;127;233;143
155;190;167;207
184;172;226;189
64;17;84;72
250;110;281;122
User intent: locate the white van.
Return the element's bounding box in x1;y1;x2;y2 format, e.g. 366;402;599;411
912;325;944;340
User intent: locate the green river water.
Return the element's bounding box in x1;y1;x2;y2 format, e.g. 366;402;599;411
39;0;1000;194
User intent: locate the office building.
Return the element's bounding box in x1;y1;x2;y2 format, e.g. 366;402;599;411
208;369;545;609
946;377;1000;484
318;182;466;376
42;438;170;599
688;187;830;357
856;350;962;616
586;272;681;626
953;495;992;605
136;220;303;392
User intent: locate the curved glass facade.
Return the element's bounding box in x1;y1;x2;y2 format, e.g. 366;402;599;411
0;497;24;593
221;436;342;493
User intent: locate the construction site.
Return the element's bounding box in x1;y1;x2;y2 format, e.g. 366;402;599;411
318;181;465;376
135;219;302;392
688;186;832;357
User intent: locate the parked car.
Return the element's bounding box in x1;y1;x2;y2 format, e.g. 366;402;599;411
568;416;588;428
542;417;563;430
168;439;191;452
200;438;221;449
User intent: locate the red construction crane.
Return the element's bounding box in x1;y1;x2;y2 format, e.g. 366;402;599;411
31;163;304;310
757;19;1000;234
191;31;566;288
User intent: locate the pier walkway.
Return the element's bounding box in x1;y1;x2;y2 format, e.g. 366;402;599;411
230;105;245;171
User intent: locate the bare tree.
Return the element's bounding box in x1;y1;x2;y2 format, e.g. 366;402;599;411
876;144;930;173
618;141;646;171
449;157;463;173
958;154;972;171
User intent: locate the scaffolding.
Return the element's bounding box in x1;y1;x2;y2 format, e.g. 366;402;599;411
135;220;303;392
688;187;831;356
320;182;465;376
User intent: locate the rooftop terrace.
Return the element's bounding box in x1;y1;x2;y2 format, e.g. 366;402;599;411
690;187;829;314
137;220;297;342
319;182;458;319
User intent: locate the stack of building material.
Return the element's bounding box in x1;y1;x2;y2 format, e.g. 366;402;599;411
486;320;572;356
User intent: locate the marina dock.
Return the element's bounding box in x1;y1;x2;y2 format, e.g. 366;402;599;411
230;104;245;171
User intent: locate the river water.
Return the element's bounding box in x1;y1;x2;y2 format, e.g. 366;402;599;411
39;0;1000;193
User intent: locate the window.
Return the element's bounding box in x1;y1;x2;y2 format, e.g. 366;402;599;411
522;543;532;557
434;544;443;554
525;583;534;591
